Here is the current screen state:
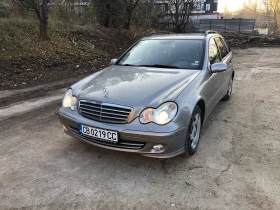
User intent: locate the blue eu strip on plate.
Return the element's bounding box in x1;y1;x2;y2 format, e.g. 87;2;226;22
79;124;82;134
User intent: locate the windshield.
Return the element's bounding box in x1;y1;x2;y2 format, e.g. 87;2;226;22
117;39;205;70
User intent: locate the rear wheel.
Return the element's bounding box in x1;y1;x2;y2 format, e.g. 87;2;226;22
222;76;233;101
183;106;202;157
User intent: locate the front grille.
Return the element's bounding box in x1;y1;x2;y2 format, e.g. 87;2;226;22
69;127;145;150
79;100;133;124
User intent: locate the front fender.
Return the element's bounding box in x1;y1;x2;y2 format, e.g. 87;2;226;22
174;72;206;124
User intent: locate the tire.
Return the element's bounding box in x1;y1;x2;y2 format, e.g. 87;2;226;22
183;105;202;157
221;76;233;101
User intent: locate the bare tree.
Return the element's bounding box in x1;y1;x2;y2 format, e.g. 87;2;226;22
262;0;280;34
13;0;50;40
268;0;280;34
93;0;140;29
245;0;260;19
93;0;124;28
163;0;197;33
133;0;156;29
123;0;140;29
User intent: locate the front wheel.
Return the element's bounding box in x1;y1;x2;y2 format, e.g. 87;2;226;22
222;76;233;101
184;106;202;157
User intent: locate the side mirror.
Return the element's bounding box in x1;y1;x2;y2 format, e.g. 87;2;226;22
211;63;227;73
110;59;118;65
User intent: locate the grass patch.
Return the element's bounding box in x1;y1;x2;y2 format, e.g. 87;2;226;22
0;18;106;63
0;18;136;90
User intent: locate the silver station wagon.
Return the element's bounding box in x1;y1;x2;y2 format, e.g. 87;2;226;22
58;31;234;158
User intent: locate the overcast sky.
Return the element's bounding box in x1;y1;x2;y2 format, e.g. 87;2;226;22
218;0;245;12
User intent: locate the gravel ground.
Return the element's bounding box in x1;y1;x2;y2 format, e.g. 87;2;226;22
0;48;280;210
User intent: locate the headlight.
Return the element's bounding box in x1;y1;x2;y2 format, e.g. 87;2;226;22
139;102;178;125
62;89;77;110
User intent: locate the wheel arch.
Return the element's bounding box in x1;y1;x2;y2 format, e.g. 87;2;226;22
196;99;206;124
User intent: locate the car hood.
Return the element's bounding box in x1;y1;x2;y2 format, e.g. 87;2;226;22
75;65;200;108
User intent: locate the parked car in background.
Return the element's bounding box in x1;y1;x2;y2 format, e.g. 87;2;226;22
58;31;234;158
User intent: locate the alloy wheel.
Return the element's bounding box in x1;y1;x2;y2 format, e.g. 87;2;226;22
190;113;201;150
228;77;233;97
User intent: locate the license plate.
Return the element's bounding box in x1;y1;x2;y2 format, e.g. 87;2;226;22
79;124;118;142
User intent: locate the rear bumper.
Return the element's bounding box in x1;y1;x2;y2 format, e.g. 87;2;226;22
57;108;188;158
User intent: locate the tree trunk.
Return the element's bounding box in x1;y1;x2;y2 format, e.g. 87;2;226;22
274;12;277;35
39;19;49;40
274;20;278;35
174;5;179;32
185;13;190;32
124;8;132;30
39;0;50;40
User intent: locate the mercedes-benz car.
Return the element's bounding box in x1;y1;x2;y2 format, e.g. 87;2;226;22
57;31;234;158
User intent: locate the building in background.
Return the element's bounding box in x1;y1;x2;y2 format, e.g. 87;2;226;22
154;0;220;20
154;0;220;29
48;0;90;16
191;0;220;19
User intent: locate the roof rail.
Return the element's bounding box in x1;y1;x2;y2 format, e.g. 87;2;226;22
205;30;219;36
148;31;176;36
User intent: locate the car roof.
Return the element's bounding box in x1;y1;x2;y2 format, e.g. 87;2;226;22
142;33;219;40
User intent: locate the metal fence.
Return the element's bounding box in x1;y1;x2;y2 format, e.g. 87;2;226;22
192;19;256;34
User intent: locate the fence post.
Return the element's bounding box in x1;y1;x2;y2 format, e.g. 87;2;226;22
225;19;227;33
210;20;212;30
253;19;256;34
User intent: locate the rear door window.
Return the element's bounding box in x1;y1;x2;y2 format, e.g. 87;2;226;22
209;39;221;64
221;38;231;53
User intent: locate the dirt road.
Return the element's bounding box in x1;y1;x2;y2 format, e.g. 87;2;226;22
0;48;280;210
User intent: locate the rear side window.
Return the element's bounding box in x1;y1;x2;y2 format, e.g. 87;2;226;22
215;37;228;59
221;38;231;52
209;39;220;64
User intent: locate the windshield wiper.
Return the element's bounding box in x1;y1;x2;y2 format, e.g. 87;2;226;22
117;64;139;67
139;64;180;69
117;64;180;69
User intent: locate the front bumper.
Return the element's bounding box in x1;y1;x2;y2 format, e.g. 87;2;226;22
57;108;189;158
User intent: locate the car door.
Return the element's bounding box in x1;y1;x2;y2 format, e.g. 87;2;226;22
215;37;232;98
202;37;225;115
220;37;233;85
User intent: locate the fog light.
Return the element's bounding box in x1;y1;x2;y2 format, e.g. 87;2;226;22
153;144;164;151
